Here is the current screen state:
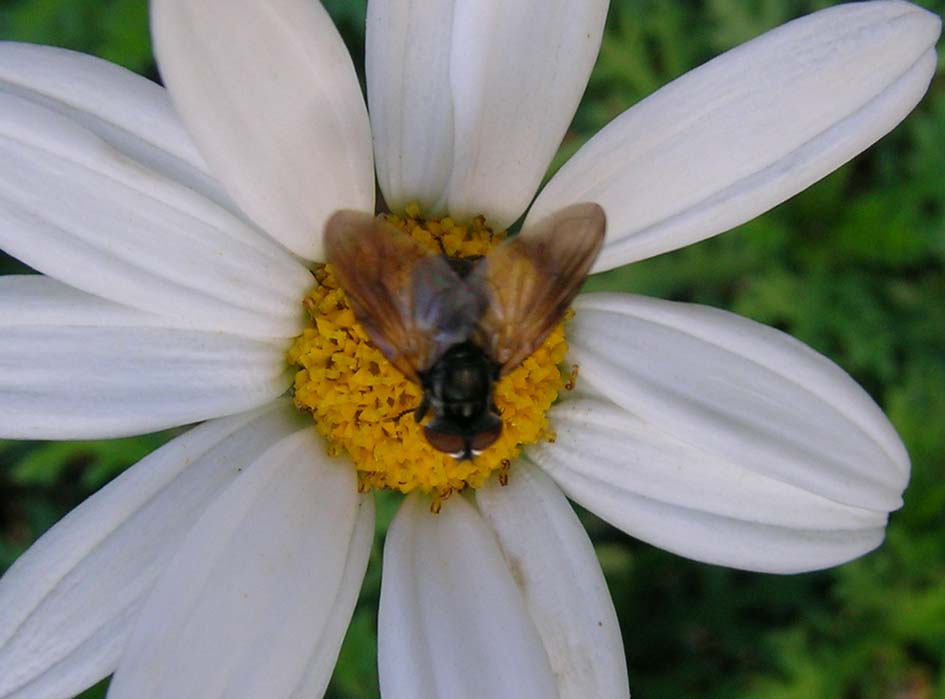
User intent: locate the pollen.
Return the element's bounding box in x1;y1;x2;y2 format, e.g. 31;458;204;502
288;204;570;503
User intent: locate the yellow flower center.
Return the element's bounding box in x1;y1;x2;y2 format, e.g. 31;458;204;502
288;205;572;505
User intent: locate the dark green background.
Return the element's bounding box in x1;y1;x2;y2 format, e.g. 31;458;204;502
1;1;944;697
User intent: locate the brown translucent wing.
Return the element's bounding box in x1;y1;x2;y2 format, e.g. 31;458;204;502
470;203;605;375
324;211;487;381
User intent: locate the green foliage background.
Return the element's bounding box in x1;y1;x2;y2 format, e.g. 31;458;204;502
1;1;944;697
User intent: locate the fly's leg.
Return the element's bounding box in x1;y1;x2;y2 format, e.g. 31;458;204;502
386;395;427;424
414;395;430;423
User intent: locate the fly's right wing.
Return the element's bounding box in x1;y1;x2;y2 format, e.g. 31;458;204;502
470;203;605;374
324;211;486;382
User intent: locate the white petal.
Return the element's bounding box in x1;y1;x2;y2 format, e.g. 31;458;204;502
0;42;238;217
109;430;370;699
0;275;199;329
152;0;375;262
287;496;375;699
545;399;889;531
476;465;629;699
378;493;559;699
533;398;889;573
366;0;455;213
0;278;289;439
0;401;308;699
568;293;908;514
0;91;311;338
530;2;941;271
443;0;608;227
368;0;607;224
0;321;290;440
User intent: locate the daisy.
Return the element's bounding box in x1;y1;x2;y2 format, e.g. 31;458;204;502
0;1;940;697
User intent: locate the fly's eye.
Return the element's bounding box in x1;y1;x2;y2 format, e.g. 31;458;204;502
470;424;502;453
423;427;466;456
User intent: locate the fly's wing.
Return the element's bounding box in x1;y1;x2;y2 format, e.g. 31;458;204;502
470;203;605;375
324;211;486;381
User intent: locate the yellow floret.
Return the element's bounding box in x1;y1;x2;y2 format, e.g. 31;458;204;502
287;207;571;504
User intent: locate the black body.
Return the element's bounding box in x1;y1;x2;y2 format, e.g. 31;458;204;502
416;340;503;460
414;256;501;461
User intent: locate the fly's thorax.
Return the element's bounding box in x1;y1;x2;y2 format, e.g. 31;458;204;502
287;205;571;506
422;342;495;407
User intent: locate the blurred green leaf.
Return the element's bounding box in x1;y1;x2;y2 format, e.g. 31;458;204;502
10;433;170;489
1;0;152;74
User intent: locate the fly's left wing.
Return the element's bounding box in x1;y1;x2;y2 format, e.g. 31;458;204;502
470;203;605;375
324;211;486;382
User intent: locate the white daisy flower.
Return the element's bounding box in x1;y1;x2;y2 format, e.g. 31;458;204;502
0;1;940;698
